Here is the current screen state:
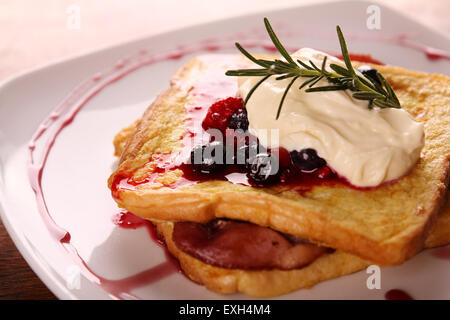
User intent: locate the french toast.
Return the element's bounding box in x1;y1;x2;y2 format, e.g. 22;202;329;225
108;54;450;266
113;115;450;297
155;197;450;298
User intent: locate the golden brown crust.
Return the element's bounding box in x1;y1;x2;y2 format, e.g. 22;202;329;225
425;193;450;247
108;58;200;183
113;120;139;157
108;55;450;265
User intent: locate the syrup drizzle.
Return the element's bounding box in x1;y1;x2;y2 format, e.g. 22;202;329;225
27;40;301;299
111;210;179;263
394;35;450;61
346;33;450;61
431;246;450;260
27;33;449;299
27;43;232;299
111;211;182;281
385;289;414;300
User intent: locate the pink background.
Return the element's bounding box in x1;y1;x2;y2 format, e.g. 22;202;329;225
1;0;449;81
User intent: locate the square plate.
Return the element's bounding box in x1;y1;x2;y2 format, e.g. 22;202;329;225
0;0;449;299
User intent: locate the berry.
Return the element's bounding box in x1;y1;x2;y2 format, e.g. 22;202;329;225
202;97;244;131
315;166;333;179
237;138;266;169
224;129;247;164
272;147;291;168
229;110;249;130
190;141;225;174
208;112;228;131
290;149;326;172
248;153;280;185
357;65;380;85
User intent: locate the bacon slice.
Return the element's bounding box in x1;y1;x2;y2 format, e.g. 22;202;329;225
172;219;329;270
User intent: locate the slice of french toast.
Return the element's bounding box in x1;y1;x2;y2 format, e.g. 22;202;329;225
154;193;450;298
108;54;450;265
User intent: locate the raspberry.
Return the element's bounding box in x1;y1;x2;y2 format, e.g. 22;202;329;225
272;147;291;168
202;97;244;131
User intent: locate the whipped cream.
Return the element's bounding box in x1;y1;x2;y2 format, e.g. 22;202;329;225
238;48;424;187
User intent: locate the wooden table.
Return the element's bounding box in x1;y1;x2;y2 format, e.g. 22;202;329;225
0;225;56;299
0;0;448;300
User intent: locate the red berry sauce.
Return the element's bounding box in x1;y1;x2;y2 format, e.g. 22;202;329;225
337;53;384;65
431;246;450;260
385;289;414;300
112;211;189;270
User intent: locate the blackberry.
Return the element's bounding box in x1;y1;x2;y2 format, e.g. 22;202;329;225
290;149;326;172
357;65;380;85
190;141;225;174
229;110;249;131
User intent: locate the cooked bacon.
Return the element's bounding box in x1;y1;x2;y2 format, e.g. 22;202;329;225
172;219;329;270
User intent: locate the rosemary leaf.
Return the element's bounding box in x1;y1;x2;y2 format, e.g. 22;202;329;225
244;75;271;106
352;91;386;100
299;77;319;90
297;59;314;70
373;99;401;109
330;63;351;76
276;76;299;119
225;18;402;119
336;26;356;76
305;85;347;92
321;56;328;73
264;18;297;66
308;75;324;88
377;73;400;105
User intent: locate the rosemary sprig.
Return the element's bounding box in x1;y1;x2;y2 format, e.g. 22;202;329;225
225;18;401;119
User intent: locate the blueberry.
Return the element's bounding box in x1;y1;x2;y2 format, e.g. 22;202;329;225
290;149;326;172
248;153;280;185
190;141;225;174
235;138;267;168
229;111;249;131
357;65;380;85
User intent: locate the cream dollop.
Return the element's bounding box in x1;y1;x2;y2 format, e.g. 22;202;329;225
238;48;424;187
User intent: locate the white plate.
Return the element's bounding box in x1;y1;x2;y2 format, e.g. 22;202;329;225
1;0;449;300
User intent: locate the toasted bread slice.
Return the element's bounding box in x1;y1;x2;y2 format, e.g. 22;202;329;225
425;194;450;248
155;193;449;297
108;55;450;265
